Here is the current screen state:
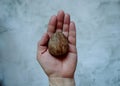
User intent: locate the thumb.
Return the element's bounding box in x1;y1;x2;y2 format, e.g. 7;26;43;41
37;33;49;54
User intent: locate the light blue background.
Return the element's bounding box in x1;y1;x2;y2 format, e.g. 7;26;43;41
0;0;120;86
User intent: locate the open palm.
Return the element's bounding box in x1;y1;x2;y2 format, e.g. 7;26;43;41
37;10;77;78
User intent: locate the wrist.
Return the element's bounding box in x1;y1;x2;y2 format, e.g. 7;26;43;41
49;77;75;86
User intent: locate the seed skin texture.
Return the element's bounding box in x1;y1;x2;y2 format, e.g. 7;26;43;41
48;32;69;57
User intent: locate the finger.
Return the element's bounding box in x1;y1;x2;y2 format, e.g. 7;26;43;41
68;21;76;45
63;13;70;38
47;15;57;37
69;44;77;53
56;10;65;32
38;33;49;47
37;33;49;61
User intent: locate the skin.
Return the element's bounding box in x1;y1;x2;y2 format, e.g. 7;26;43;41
37;10;77;78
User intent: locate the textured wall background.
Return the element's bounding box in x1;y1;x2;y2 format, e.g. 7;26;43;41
0;0;120;86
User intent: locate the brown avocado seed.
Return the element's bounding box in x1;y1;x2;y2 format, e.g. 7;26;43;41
48;32;69;57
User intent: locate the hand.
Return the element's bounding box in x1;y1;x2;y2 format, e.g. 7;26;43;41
37;10;77;78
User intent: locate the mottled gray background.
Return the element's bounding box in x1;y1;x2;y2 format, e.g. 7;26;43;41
0;0;120;86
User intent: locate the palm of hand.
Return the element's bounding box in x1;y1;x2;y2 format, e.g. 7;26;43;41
37;10;77;78
39;47;77;78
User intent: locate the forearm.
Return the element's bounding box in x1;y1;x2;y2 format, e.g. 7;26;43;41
49;77;75;86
